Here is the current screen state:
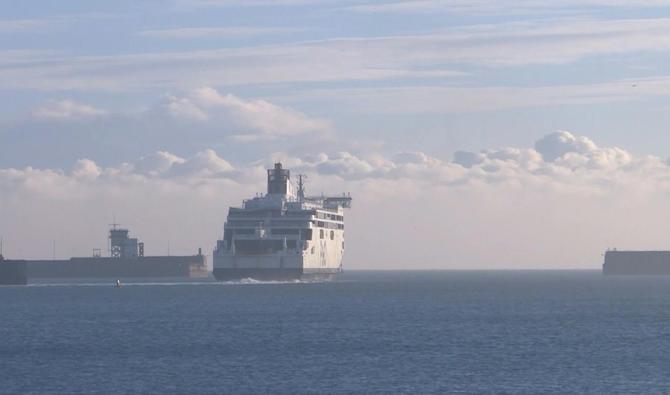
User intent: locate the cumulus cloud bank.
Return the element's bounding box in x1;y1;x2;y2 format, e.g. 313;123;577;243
448;131;653;189
3;131;670;269
3;130;668;202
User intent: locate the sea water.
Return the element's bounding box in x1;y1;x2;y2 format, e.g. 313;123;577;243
2;271;670;394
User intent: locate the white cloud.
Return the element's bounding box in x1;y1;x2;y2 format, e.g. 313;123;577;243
534;131;599;162
252;131;662;191
163;87;330;137
71;159;101;180
134;151;186;176
448;131;646;189
534;131;634;170
162;94;209;121
0;90;334;170
33;99;108;120
169;149;235;177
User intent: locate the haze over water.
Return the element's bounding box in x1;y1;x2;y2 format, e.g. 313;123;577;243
3;271;670;394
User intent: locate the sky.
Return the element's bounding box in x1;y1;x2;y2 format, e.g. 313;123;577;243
4;1;670;268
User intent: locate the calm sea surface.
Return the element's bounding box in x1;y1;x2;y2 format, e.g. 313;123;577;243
2;271;670;394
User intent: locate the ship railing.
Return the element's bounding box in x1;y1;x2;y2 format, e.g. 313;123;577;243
232;233;305;239
228;222;312;228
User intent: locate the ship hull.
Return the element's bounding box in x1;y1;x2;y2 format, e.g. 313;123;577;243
213;249;343;281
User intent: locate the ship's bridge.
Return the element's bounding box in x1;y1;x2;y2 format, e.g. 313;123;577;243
241;162;352;211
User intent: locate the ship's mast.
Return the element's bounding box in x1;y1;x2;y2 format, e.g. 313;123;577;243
297;174;306;201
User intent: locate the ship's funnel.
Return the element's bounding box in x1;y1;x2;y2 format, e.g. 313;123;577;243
267;162;292;196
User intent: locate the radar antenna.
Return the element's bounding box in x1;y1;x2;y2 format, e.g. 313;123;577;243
109;214;119;230
297;174;307;201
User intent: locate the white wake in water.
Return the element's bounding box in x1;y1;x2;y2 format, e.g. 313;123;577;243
229;277;332;285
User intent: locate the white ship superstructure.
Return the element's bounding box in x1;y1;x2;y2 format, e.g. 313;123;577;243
213;163;352;280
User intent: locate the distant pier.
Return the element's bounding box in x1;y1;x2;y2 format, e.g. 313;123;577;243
0;226;209;285
603;250;670;275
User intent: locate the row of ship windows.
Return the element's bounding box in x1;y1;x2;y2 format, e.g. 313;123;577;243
227;220;344;229
230;228;340;240
229;209;316;218
316;212;344;221
315;221;344;230
230;228;311;240
229;216;341;222
227;220;310;227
